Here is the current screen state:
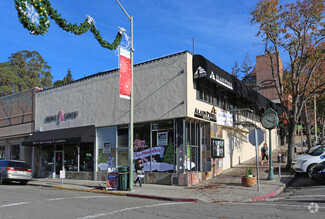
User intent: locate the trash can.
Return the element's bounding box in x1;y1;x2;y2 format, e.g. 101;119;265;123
118;166;129;191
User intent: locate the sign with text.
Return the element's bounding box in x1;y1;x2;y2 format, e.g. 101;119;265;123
157;132;168;146
103;142;112;153
119;48;131;99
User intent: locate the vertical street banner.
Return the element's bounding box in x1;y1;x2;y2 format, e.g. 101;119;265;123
119;48;131;99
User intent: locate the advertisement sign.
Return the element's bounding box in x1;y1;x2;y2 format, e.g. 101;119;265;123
119;48;131;99
211;138;225;158
157;132;168;146
103;142;112;153
217;111;233;126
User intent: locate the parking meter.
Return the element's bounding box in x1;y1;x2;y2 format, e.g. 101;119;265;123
277;153;282;179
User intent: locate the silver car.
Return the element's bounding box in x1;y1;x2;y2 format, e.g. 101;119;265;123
0;160;32;185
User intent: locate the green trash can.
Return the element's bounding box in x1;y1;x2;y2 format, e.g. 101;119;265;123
118;166;129;191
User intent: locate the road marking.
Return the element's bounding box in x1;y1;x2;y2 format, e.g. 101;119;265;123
220;202;325;209
0;195;110;208
77;202;190;219
0;202;30;208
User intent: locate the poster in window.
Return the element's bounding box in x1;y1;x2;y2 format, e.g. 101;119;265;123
157;132;168;146
211;138;224;158
103;142;112;153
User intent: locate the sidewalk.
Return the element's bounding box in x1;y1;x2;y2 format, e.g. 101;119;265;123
28;145;295;203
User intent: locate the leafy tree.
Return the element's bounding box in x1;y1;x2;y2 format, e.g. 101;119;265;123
240;52;253;77
0;50;52;96
231;61;241;79
53;68;74;87
251;0;325;168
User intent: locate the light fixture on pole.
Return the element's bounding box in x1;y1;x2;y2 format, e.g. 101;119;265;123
116;0;134;190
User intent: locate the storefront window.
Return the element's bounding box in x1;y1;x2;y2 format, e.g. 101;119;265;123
151;120;175;172
64;144;78;171
132;121;175;172
11;145;20;160
134;123;150;169
118;126;128;148
41;145;54;177
80;144;93;171
0;145;5;159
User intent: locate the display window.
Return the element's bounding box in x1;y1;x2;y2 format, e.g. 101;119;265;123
0;145;5;159
64;144;78;171
80;143;93;171
133;120;175;172
41;145;54;177
10;145;20;160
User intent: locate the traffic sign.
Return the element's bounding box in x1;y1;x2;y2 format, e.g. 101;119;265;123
249;128;264;146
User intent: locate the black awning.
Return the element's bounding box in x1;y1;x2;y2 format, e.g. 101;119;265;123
193;55;283;114
193;55;234;91
22;125;95;146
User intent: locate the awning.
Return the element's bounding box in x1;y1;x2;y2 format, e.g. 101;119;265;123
22;125;95;146
193;55;283;115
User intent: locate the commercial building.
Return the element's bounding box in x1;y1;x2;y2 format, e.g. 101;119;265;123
19;51;280;185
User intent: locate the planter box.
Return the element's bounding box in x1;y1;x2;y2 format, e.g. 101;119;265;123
241;176;257;187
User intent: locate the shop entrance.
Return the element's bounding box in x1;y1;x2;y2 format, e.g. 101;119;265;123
55;151;64;177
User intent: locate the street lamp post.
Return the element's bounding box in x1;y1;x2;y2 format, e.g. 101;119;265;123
116;0;134;190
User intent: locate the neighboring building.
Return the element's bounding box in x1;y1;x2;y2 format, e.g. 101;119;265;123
0;88;39;165
244;53;292;110
19;51;280;186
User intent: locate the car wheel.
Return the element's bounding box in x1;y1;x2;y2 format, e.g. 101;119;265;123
307;164;316;178
20;180;28;185
0;174;2;185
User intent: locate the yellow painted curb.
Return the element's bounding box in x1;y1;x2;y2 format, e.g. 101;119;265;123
51;186;127;196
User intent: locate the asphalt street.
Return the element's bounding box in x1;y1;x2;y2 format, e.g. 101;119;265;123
0;179;324;219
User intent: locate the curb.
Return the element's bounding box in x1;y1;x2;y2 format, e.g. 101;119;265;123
126;193;197;203
251;176;295;202
29;183;196;202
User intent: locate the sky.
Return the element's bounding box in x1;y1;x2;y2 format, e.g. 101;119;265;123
1;0;278;82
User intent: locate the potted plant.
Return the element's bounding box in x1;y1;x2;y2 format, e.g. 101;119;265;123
241;167;257;187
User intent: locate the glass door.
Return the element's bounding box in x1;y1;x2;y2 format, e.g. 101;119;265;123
55;151;64;177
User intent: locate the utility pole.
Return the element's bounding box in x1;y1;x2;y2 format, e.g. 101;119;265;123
314;94;317;146
116;0;134;190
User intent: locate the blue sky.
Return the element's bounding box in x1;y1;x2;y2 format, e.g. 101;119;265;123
1;0;271;82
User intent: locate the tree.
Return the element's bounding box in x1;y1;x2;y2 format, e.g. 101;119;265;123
251;0;325;168
0;50;53;96
231;61;241;79
240;52;253;77
53;68;74;87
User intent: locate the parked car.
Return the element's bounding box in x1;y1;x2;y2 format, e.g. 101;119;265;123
292;145;325;178
311;160;325;184
0;160;32;185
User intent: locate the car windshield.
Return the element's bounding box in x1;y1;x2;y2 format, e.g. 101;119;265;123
309;146;325;156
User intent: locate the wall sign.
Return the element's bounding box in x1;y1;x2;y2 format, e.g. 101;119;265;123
216;111;233;126
45;109;78;124
194;108;217;122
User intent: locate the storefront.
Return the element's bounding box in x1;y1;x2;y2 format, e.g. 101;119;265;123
0;89;37;165
22;126;95;179
12;51;280;185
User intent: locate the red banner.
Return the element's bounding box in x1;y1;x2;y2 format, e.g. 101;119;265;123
119;48;131;99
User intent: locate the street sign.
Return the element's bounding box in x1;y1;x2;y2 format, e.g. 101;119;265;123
249;128;264;146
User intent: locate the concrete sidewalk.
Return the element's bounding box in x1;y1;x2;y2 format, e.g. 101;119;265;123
28;145;296;203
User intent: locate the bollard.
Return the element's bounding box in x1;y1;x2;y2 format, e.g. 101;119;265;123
277;153;281;179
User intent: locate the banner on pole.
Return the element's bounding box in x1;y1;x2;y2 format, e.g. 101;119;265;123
119;48;131;99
